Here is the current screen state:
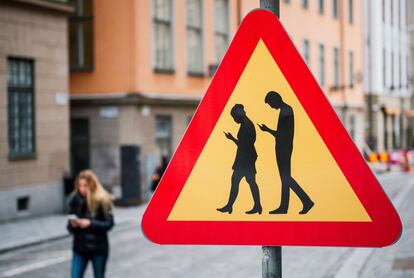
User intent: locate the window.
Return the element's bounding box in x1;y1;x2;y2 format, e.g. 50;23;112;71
155;115;172;160
319;44;325;86
319;0;324;14
302;39;310;65
406;0;409;30
69;0;93;71
391;51;394;89
302;0;308;9
153;0;174;72
407;55;410;88
214;0;229;65
349;51;354;87
390;0;393;26
349;115;355;139
7;58;35;158
332;0;338;18
398;0;401;28
348;0;353;23
383;49;387;87
399;54;402;88
284;0;290;3
17;196;29;212
333;47;339;88
382;0;386;22
186;0;203;75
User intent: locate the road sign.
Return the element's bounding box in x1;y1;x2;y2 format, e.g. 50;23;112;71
142;9;402;247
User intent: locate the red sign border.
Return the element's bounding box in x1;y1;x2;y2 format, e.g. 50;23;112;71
142;9;402;247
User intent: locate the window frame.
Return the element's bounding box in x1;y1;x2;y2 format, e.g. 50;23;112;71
333;47;339;88
319;43;325;86
7;57;37;160
69;0;94;72
383;48;387;88
155;115;173;160
213;0;230;67
348;0;353;24
302;39;310;65
153;0;175;73
186;0;204;76
349;50;354;88
332;0;338;19
319;0;324;14
391;51;394;89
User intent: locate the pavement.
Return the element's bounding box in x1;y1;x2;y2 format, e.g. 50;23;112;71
0;170;400;254
0;171;413;277
0;204;146;254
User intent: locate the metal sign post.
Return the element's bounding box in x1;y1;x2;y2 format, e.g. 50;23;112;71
260;0;280;17
260;2;281;278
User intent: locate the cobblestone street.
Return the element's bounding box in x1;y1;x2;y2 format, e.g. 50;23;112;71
0;172;413;278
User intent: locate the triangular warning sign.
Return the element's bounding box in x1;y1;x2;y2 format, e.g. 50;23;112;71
142;10;402;247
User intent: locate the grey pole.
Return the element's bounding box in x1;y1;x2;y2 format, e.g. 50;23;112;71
259;2;281;278
260;0;280;18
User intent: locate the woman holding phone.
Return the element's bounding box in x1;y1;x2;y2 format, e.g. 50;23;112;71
67;170;114;278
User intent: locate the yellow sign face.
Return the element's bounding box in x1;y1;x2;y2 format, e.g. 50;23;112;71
168;40;371;222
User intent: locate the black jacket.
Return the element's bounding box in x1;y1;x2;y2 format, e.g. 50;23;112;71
67;193;114;255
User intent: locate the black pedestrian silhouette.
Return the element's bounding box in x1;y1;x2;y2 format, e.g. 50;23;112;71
217;104;262;215
258;91;314;214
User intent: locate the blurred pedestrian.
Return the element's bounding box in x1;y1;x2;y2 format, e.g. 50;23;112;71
151;156;168;192
67;170;114;278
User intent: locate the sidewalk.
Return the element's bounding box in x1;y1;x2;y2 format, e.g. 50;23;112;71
0;171;399;254
0;204;146;254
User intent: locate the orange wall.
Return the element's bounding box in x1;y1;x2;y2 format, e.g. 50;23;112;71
70;0;364;108
70;0;136;94
70;0;241;96
133;0;241;97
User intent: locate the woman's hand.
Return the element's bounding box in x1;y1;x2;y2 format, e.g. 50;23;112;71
70;219;79;228
77;218;91;229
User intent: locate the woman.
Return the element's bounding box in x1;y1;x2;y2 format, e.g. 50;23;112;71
217;104;262;214
67;170;114;278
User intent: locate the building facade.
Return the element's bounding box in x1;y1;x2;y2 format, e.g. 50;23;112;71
364;0;411;152
242;0;366;149
0;0;72;221
69;0;242;201
409;0;414;148
70;0;366;201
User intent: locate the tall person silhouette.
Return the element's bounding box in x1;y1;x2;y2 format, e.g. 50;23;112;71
258;91;314;214
217;104;262;215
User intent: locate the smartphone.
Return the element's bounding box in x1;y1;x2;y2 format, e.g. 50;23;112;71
68;214;78;220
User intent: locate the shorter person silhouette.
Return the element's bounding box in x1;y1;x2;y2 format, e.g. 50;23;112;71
217;104;262;215
258;91;314;214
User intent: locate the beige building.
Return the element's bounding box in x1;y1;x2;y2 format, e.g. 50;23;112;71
70;0;365;201
0;0;73;221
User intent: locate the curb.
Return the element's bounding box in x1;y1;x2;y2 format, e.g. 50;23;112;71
0;234;70;255
0;216;139;255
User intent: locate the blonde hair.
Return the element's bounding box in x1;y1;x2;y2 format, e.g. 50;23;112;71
75;170;113;215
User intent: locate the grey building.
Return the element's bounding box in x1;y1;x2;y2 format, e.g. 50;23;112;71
364;0;412;152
